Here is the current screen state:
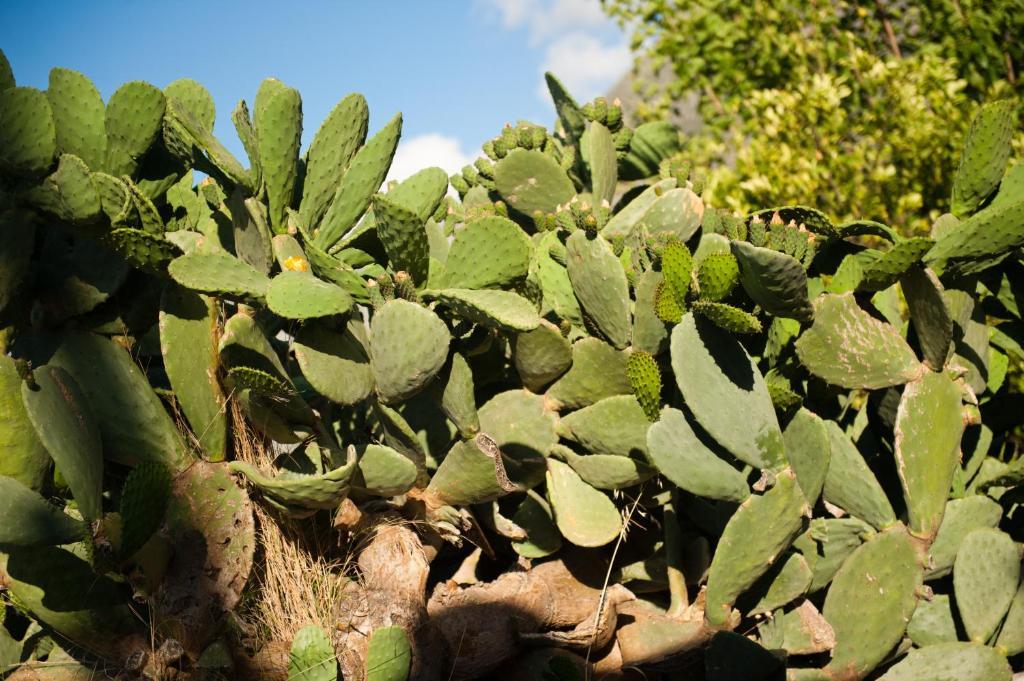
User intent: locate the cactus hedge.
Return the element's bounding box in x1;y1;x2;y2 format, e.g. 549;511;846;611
0;48;1023;681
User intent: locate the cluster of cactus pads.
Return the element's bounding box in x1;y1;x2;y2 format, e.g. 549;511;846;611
1;47;1023;680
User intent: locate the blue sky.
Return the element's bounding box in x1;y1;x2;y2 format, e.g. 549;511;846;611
0;0;631;180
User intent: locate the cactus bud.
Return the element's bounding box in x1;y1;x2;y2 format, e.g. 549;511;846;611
482;139;497;161
376;273;395;301
474;156;495;180
530;126;547;149
394;271;419;303
501;124;518;150
606;102;623;131
492;136;508;159
367;279;385;311
450;173;470;196
582;214;598;239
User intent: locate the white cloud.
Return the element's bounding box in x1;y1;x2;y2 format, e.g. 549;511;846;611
386;133;475;184
484;0;609;43
478;0;631;103
540;32;631;101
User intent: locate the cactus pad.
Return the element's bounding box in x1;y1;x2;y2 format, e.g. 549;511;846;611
169;251;272;302
442;216;531;289
47;68;106;170
546;457;622;547
953;527;1020;643
370;299;450;404
731;240;812;321
266;271;353;319
494;148;575;216
0;86;56;176
566;229;631;349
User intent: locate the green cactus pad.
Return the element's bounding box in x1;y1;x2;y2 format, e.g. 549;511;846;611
373;192;429;285
906;594;958;647
494;148;575;215
51;332;185;470
298;93;368;228
746;553;813;617
442;216;531;290
514;320;572;392
165;97;252;190
386;166;449;220
366;625;411;681
646;407;750;503
529;231;584;326
356;444;417;497
103;80;164;176
626;350;661;422
586;121;617;206
168;251;271;302
266;271;353;319
21;366;103;522
996;581;1024;655
104;227;181;274
156;461;255;654
255;83;302;233
951;99;1018;218
159;285;227;460
793;518;873;593
315;112;401;250
822;421;897;530
731;240;812;321
511;490;563;558
782;409;830;505
601;179;676;240
0;356;50;491
119;461;171;558
822;525;922;680
546;457;622;548
435;352;479;438
0;86;56;176
427;433;523;505
557;445;655;490
293;323;373;407
1;544;142;661
901;266;952;370
546;337;632;410
672;313;784;470
370;299;450;404
566;229;631;349
758;601;835;656
28;154;101;223
925;198;1024;277
46;68;105;170
953;528;1020;643
230;453;357;511
425;288;541;332
0;476;85;547
692;300;762;334
289;625;337;681
858;237;935;291
164;78;215;132
894;370;964;540
619;121;682;181
877;642;1011;681
696;253;739;302
705;470;808;626
926;495;1003;579
479;389;559;464
704;630;784;681
638;187;704;244
795;293;922;389
558;394;650;458
632;269;670;355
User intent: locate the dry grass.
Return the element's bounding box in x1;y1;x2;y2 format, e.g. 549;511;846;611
231;401;353;644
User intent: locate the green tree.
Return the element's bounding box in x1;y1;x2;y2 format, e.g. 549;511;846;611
604;0;1023;233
